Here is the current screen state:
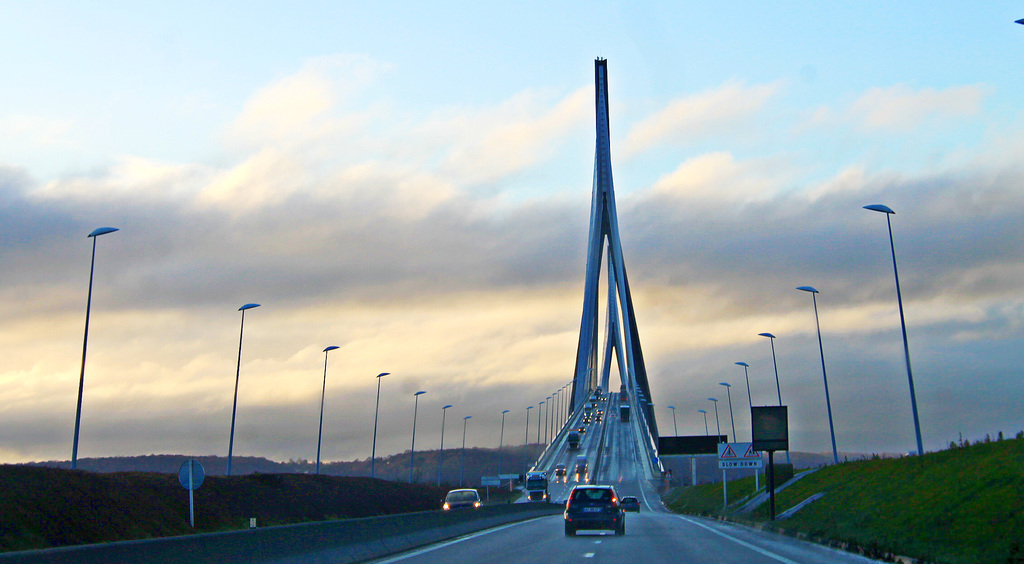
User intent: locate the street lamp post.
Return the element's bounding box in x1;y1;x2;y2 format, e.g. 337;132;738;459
735;362;752;410
537;401;545;443
545;396;552;443
409;390;426;483
864;204;924;457
316;345;340;475
758;332;790;464
460;415;472;486
497;409;510;480
369;372;390;479
698;409;709;435
797;286;839;465
525;405;533;445
719;383;736;442
438;404;452;486
708;398;722;441
71;226;119;470
667;405;678;436
227;302;261;477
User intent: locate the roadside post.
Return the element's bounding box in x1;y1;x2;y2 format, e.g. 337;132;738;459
751;406;789;520
178;459;206;528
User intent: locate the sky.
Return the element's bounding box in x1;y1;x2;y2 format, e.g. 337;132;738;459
2;2;1024;466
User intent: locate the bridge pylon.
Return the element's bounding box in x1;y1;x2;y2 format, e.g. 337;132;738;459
569;59;659;446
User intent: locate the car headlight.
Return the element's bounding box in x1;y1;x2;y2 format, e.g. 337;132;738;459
443;503;450;510
474;501;481;508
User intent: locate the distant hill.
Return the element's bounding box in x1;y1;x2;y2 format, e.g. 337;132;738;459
26;443;548;487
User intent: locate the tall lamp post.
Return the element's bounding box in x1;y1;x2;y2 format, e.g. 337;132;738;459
545;396;552;443
437;404;452;486
460;415;472;486
227;302;261;476
798;286;839;465
71;226;119;470
524;405;533;445
409;390;427;483
708;398;722;441
497;409;510;480
718;383;736;442
698;409;709;435
316;345;340;475
758;332;790;464
537;401;545;443
667;405;678;435
369;372;390;479
864;204;924;457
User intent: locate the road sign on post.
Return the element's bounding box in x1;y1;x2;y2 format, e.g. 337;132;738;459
178;459;205;528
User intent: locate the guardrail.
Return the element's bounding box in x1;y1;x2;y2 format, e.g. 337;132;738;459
0;503;564;564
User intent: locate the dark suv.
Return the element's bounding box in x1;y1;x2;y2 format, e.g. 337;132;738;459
563;485;625;536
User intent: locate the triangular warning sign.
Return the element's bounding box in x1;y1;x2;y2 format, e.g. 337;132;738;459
721;445;737;458
743;444;760;458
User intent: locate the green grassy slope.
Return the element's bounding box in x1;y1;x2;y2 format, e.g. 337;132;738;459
0;466;448;553
665;437;1024;564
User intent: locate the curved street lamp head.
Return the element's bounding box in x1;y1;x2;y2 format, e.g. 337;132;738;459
864;204;895;214
698;409;708;414
323;345;340;353
719;382;731;388
238;303;261;311
708;397;718;402
502;409;510;414
526;405;533;410
88;227;119;238
376;372;390;378
442;404;453;410
796;286;819;294
735;362;749;368
667;405;675;410
1017;18;1024;24
758;332;776;339
414;390;426;396
463;415;472;420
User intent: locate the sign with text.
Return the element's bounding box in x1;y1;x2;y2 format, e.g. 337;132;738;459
717;442;763;469
751;406;789;451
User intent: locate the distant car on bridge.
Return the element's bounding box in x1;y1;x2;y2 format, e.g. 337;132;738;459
620;496;640;512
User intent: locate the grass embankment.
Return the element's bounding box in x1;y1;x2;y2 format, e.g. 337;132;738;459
664;437;1024;563
0;465;448;553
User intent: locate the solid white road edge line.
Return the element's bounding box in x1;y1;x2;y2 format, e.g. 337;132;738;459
372;516;550;563
675;516;800;564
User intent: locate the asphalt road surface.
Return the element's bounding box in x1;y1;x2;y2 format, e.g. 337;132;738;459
372;394;880;564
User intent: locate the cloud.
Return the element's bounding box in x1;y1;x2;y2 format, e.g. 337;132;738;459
224;54;392;150
428;87;592;187
807;83;990;133
622;80;782;157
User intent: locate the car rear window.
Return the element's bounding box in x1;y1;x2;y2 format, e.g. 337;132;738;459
571;488;612;502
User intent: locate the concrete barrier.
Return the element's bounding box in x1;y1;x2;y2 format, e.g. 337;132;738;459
0;503;565;564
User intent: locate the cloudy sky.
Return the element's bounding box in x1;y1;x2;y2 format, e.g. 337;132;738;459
2;2;1023;466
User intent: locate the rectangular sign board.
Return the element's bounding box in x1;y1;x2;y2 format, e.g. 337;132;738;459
751;406;789;451
658;435;729;456
718;442;764;469
480;477;500;486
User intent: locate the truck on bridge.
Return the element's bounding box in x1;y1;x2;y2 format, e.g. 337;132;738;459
525;471;549;501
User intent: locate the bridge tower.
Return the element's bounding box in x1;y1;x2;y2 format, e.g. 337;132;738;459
570;59;659;442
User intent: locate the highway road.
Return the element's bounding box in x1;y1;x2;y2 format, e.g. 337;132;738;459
370;394;881;564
